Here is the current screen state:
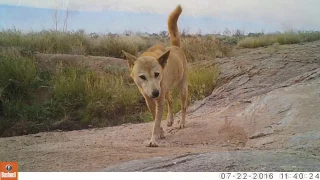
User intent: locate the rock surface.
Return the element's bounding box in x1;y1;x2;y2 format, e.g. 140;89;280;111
104;150;320;172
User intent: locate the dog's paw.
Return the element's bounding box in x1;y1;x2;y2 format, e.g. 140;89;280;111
177;123;185;129
167;120;174;127
147;140;158;147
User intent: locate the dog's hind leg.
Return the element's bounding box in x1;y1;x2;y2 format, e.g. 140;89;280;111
166;92;174;127
178;80;188;129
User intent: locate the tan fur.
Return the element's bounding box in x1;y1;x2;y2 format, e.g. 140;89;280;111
168;5;182;47
122;5;188;147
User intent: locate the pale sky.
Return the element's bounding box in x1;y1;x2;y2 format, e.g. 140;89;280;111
1;0;319;34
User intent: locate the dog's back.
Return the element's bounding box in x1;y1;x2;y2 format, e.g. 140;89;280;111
140;43;166;58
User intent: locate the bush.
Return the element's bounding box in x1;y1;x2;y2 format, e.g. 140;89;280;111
188;65;219;101
0;48;51;134
169;65;219;114
52;65;143;125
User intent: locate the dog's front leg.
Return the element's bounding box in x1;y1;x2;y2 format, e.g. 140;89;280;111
148;96;165;147
143;95;156;120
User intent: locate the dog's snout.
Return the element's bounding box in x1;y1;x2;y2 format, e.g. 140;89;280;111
152;90;160;98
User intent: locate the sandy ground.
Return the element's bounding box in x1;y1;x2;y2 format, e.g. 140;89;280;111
0;41;320;171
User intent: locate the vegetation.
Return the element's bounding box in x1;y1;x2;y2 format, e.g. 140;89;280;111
2;27;319;136
0;29;224;137
0;29;146;57
238;31;320;48
181;36;233;61
0;0;318;139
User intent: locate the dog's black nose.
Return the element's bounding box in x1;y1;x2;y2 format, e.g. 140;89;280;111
152;90;160;98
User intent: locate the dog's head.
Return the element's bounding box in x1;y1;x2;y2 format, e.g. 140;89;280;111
122;50;170;99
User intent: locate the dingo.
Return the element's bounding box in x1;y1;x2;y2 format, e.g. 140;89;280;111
122;5;188;147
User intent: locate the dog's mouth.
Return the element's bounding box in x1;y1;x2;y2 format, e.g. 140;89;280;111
151;96;160;99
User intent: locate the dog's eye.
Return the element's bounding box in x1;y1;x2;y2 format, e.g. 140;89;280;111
139;75;146;80
154;72;159;78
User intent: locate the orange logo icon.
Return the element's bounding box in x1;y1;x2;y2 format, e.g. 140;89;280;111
0;162;18;180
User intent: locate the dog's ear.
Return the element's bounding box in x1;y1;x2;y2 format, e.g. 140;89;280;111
158;50;170;68
122;50;137;69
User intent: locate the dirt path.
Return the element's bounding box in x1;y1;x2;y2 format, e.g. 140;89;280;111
1;41;320;171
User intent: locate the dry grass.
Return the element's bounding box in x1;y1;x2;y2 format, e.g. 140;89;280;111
238;31;320;48
0;50;220;136
0;29;226;136
188;65;219;101
0;29;233;60
181;36;233;62
0;29;147;57
52;64;143;125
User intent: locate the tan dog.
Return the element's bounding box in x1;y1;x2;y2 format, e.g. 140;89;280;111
122;5;188;147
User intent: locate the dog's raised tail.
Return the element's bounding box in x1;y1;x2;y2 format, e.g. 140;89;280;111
168;5;182;47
